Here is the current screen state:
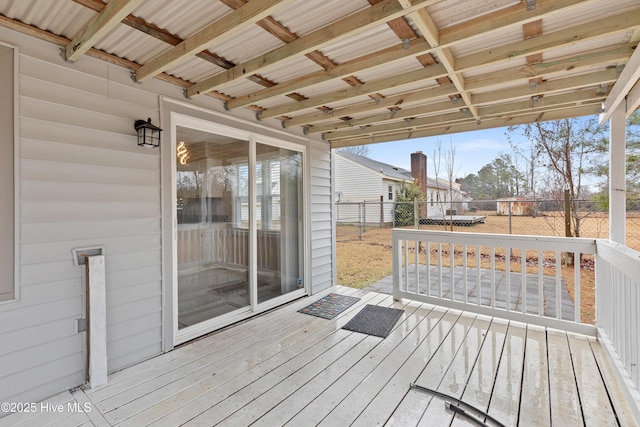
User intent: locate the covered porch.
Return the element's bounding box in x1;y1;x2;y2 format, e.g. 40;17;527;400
2;284;635;427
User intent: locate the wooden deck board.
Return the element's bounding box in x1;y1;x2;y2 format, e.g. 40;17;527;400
569;334;618;426
547;330;584;425
119;289;381;426
385;312;474;425
449;319;509;427
1;286;637;427
517;326;551;426
416;317;494;426
484;321;526;426
189;296;398;426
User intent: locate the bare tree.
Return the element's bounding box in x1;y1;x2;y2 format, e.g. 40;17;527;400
338;145;370;157
432;139;461;231
509;117;606;239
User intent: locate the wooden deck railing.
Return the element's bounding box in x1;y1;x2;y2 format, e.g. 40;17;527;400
392;229;597;336
392;229;640;419
595;239;640;418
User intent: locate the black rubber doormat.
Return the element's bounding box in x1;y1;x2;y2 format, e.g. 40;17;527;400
342;304;404;338
298;293;360;319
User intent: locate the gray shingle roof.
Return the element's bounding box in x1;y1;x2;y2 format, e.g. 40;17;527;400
336;151;446;189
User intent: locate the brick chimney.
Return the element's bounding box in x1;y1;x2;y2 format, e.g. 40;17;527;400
410;151;427;196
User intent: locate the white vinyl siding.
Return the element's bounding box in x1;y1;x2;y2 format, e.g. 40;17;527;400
0;34;162;406
334;154;382;201
310;145;333;292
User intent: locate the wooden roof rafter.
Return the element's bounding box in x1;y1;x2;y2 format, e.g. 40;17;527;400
330;104;601;148
225;0;605;115
64;0;145;62
185;0;441;98
271;10;637;128
0;0;637;146
306;44;632;134
134;0;295;82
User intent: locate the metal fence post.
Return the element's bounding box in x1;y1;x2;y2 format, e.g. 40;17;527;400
380;195;384;228
509;201;513;234
363;201;367;233
414;197;419;229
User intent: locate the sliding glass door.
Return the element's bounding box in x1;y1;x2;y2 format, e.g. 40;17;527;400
255;143;304;303
175;126;250;330
173;119;305;343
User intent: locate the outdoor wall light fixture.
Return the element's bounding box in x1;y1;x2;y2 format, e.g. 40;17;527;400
134;118;162;148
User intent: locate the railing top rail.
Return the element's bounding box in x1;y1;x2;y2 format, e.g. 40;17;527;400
392;228;597;254
596;239;640;279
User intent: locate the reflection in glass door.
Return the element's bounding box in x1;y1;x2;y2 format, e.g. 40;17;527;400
175;126;250;329
255;143;304;303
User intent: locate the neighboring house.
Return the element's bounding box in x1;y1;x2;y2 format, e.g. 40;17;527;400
335;150;452;225
0;0;637;419
335;150;412;226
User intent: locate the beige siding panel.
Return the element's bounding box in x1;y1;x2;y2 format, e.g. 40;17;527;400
20;117;147;155
21;138;158;170
0;316;82;356
21;180;159;202
0;334;83;379
20;75;157;122
107;265;162;288
0;296;83;334
2;279;82;310
20;260;81;286
108;282;161;307
21;158;159;187
1;352;85;404
21;235;161;265
106;251;161;273
21;218;161;244
21;201;160;223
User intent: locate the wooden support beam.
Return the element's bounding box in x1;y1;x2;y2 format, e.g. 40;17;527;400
600;36;640;122
185;0;440;97
223;0;632;113
457;8;640;73
74;0;236;69
135;0;294;82
285;83;458;128
311;87;603;135
259;64;448;120
225;39;431;109
329;104;600;147
274;11;633;125
65;0;145;62
323;91;603;140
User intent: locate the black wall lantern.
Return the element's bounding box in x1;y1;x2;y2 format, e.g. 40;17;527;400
134;118;162;148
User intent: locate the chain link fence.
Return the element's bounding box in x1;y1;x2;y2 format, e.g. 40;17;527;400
336;198;640;249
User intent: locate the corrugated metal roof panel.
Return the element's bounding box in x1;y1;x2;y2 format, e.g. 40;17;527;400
135;0;231;40
211;25;283;65
426;0;519;30
320;24;400;64
270;0;370;37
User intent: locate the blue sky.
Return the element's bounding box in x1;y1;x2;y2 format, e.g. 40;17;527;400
365;126;521;179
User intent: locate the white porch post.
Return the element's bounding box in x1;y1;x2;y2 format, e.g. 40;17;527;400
609;103;626;244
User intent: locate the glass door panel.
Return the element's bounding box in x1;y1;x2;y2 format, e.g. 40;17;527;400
176;126;250;329
255;143;304;303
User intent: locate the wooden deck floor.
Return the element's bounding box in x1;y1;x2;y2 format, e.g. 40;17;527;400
2;286;637;426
